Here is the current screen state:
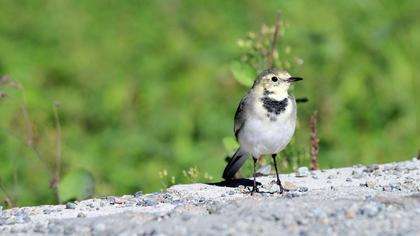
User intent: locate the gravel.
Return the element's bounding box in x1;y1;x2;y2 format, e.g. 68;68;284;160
0;159;419;236
364;164;380;173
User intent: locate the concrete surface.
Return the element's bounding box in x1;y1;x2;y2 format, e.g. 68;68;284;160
1;158;419;235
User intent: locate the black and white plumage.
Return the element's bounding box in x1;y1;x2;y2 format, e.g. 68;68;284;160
222;68;303;193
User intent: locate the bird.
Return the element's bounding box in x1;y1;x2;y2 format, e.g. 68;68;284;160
222;68;303;194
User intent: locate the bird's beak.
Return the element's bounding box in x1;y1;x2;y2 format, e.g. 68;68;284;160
287;77;303;83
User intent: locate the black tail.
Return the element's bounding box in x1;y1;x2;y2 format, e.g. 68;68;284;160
222;147;249;180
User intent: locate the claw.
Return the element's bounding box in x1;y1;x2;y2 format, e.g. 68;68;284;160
250;184;260;194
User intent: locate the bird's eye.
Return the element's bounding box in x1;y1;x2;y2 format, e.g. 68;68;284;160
271;76;278;82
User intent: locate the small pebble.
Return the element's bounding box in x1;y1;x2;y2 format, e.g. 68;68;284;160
298;187;309;192
364;164;379;173
43;209;52;215
135;191;143;197
394;165;403;172
406;163;417;171
198;197;206;203
65;203;77;210
256;165;271;176
352;170;364;179
389;182;401;191
360;183;368;187
365;194;375;200
366;180;377;188
404;177;415;183
181;215;192;221
77;212;86;218
137;199;159;207
296;167;309;177
285;192;301;198
107;196;116;204
283;181;299;191
14;211;31;224
261;192;271;197
372;171;382;177
359;202;382;218
113;198;125;204
383;165;392;171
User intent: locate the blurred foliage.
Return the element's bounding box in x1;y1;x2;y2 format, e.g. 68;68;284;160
58;169;94;203
0;0;419;206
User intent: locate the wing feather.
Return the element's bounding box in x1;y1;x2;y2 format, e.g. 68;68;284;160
234;94;248;140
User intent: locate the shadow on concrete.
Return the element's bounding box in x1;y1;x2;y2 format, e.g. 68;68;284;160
206;178;261;188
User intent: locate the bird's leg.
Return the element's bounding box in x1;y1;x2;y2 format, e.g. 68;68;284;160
272;154;284;194
251;157;258;194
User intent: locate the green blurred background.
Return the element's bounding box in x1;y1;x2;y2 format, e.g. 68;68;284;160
0;0;419;206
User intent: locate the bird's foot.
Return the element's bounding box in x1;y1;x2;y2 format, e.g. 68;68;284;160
250;186;260;195
278;186;285;194
276;180;288;194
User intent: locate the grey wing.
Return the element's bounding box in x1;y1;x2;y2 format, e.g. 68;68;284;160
234;95;248;140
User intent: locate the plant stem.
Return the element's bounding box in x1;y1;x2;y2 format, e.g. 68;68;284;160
0;180;15;207
267;11;282;69
18;85;52;176
51;102;62;203
310;111;319;170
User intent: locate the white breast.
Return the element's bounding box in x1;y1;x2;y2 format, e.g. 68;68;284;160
238;96;297;157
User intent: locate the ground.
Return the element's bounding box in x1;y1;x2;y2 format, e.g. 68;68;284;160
1;158;420;236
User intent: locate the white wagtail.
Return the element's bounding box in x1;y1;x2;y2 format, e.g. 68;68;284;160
222;68;303;194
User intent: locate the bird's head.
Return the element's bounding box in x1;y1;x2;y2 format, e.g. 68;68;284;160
253;68;303;97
